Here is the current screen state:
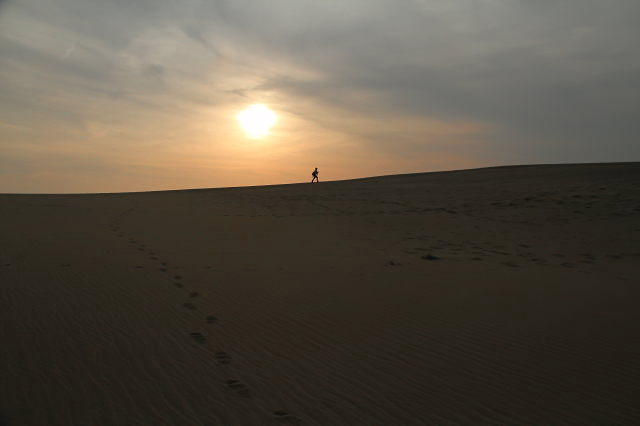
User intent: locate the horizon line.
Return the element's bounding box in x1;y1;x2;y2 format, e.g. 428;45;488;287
2;161;638;196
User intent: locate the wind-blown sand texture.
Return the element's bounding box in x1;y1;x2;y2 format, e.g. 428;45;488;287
1;163;639;425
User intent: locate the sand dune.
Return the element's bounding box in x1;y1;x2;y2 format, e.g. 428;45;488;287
1;163;640;425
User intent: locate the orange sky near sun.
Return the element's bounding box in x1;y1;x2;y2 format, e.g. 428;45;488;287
0;75;493;193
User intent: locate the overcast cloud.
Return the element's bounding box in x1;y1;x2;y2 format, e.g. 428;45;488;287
1;0;639;192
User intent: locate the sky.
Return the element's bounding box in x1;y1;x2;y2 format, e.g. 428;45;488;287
1;0;639;193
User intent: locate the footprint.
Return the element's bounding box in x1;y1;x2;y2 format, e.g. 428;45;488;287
183;302;197;310
502;261;518;267
173;282;184;288
206;315;218;324
190;332;205;343
161;262;168;266
421;254;440;260
225;379;250;397
189;292;199;298
214;351;232;364
174;275;183;280
159;268;167;272
151;256;158;260
272;411;302;424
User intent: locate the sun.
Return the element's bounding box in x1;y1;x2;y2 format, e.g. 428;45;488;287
236;104;277;139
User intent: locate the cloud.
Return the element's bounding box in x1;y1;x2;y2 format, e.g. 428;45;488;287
179;0;640;159
1;0;639;192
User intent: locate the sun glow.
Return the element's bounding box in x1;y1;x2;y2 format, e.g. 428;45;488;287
236;104;277;139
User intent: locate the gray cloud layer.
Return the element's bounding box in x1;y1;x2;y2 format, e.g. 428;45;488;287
1;0;639;191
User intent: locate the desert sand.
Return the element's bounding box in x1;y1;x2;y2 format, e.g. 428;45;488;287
1;163;639;425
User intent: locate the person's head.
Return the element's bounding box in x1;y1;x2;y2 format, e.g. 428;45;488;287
315;167;318;170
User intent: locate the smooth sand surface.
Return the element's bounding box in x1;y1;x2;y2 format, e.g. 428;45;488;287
1;163;640;425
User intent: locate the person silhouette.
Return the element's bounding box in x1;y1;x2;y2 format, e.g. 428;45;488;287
311;167;319;183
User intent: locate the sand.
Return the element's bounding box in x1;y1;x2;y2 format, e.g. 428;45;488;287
1;163;639;425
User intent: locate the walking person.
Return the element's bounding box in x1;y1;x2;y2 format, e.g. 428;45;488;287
311;167;319;183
